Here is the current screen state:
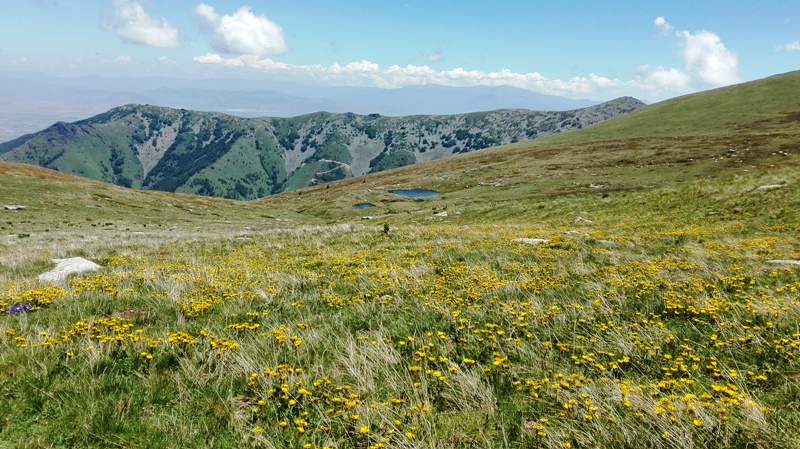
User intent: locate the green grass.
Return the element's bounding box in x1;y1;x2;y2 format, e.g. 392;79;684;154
2;206;799;448
1;71;800;448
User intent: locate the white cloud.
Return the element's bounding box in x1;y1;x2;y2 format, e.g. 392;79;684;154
777;40;800;51
679;29;740;86
195;3;287;56
195;3;217;23
116;55;133;64
107;0;180;48
193;52;225;64
589;73;623;89
651;17;740;90
329;60;380;74
634;65;692;92
192;54;624;95
654;16;672;33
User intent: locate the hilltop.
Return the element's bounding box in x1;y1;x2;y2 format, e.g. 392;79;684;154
0;97;644;200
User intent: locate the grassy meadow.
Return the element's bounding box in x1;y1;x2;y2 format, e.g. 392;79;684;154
1;72;800;448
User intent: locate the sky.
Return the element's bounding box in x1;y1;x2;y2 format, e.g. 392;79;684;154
1;0;799;102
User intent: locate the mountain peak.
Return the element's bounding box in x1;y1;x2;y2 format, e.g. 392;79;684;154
1;100;644;199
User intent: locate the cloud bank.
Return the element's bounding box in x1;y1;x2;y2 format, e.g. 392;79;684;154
195;3;287;56
107;0;180;48
192;53;624;95
189;17;741;100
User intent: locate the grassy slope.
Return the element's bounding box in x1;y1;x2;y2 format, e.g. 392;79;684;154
0;72;799;449
254;71;799;228
0;162;303;275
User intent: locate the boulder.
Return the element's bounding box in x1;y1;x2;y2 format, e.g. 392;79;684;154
514;238;549;245
38;257;102;282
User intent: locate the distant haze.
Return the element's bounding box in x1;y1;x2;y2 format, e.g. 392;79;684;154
0;73;601;143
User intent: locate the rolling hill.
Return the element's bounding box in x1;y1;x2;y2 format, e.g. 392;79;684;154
0;97;644;200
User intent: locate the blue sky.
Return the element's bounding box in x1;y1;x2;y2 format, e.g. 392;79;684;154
2;0;799;101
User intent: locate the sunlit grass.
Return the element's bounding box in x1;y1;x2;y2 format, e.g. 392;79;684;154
2;190;798;448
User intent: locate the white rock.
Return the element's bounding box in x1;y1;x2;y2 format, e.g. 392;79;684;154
433;211;448;217
514;238;549;245
756;185;784;191
564;230;591;238
3;205;26;211
38;257;102;282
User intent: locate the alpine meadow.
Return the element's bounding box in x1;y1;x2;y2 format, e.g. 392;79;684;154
1;70;800;449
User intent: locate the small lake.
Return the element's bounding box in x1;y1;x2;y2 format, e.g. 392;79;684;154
390;189;440;198
353;203;374;209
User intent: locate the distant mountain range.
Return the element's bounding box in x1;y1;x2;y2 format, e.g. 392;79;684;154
0;97;645;200
0;73;608;143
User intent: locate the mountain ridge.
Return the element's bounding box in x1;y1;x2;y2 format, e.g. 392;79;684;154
0;73;606;142
0;96;644;200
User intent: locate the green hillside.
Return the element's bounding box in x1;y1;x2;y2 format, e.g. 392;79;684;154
0;98;644;200
1;72;799;449
547;71;800;142
265;71;799;224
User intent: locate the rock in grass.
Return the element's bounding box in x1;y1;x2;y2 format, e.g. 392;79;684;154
514;238;549;245
3;205;26;211
38;257;102;282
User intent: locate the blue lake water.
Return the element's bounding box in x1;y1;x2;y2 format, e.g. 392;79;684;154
390;189;440;198
353;203;374;209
